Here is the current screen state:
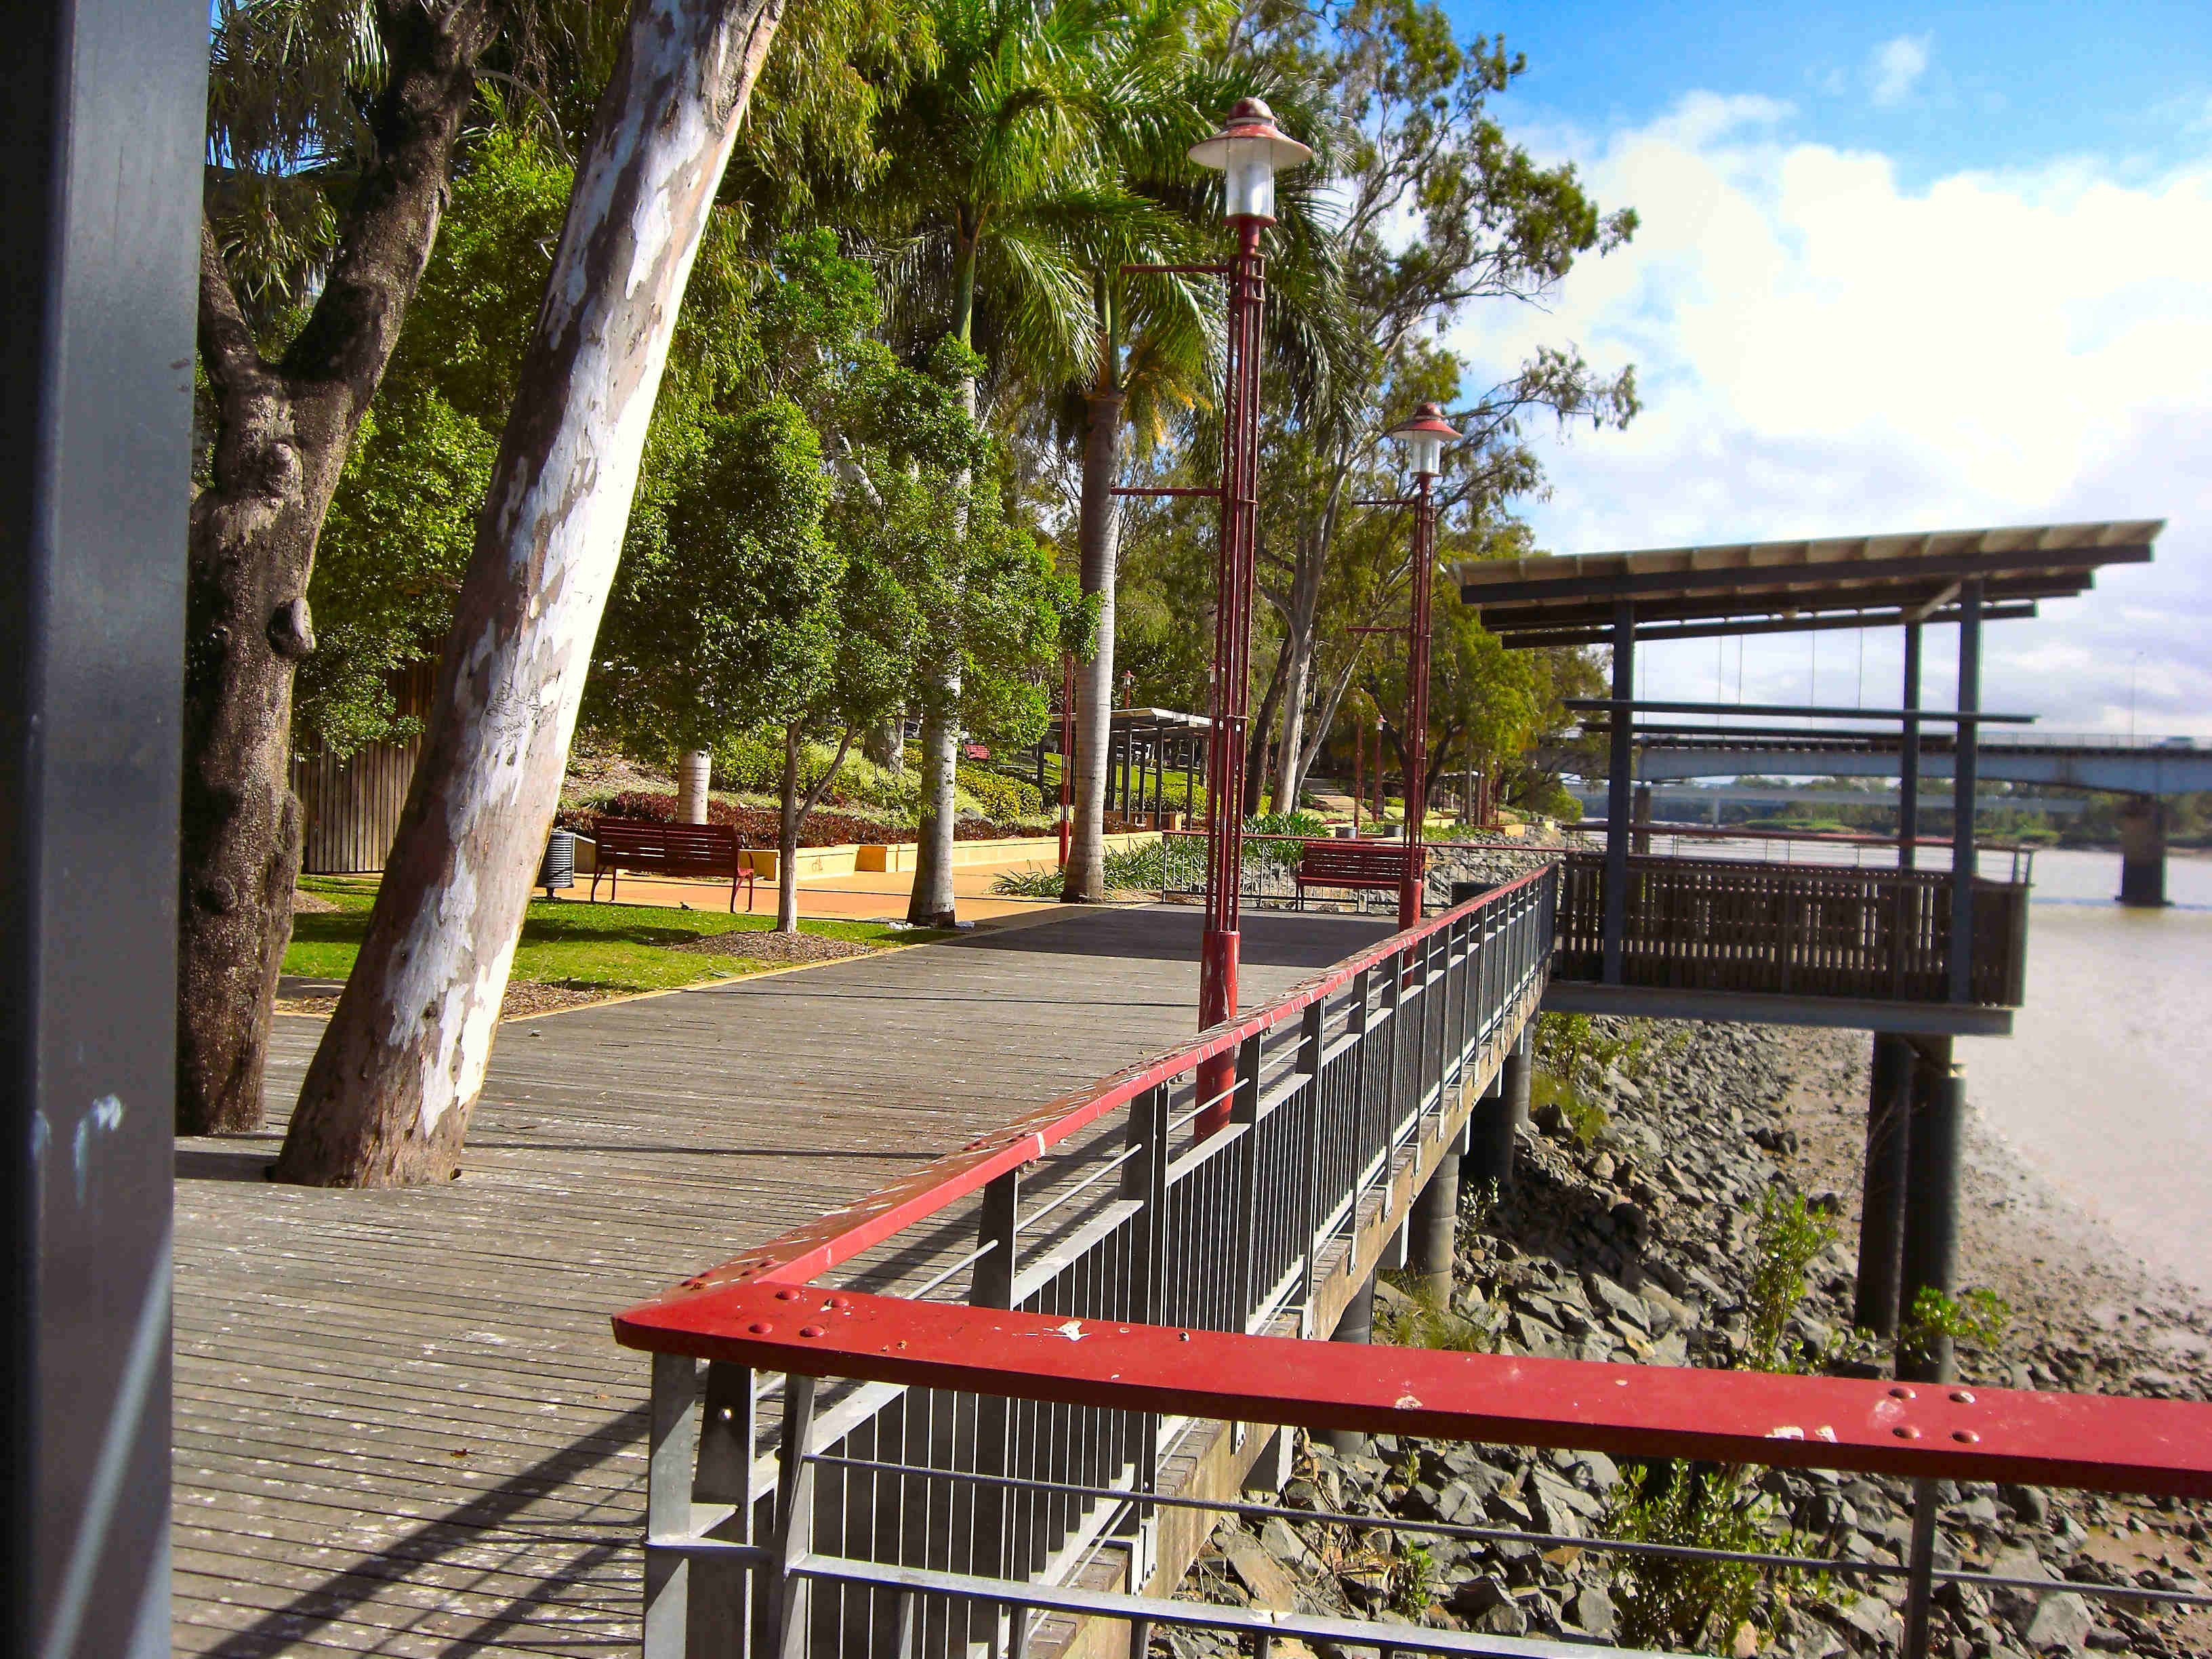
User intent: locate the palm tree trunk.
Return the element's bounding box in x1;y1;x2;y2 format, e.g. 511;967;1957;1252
1061;389;1123;902
274;0;790;1187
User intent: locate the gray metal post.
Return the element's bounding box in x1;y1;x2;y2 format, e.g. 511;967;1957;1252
1408;1147;1460;1305
1900;1477;1941;1659
1324;1272;1377;1456
1603;601;1636;983
645;1354;701;1658
1897;1039;1962;1382
1898;622;1923;869
1854;1033;1914;1338
2;7;203;1657
773;1374;819;1659
1946;583;1982;1001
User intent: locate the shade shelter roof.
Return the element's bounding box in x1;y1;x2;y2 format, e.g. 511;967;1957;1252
1455;520;2162;647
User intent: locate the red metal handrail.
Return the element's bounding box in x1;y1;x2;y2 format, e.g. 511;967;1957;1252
619;866;1557;1313
616;1284;2212;1499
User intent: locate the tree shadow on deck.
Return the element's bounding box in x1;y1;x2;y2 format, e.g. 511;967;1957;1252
190;1402;651;1658
953;904;1392;970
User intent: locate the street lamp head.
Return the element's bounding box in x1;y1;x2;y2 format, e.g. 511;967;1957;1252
1189;98;1313;224
1387;401;1460;479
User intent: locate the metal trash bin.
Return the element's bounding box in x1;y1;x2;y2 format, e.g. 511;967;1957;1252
539;829;576;897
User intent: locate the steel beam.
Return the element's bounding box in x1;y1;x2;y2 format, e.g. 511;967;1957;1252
1460;540;2150;608
1;5;202;1656
1565;697;2032;724
1540;981;2013;1037
1495;599;2045;649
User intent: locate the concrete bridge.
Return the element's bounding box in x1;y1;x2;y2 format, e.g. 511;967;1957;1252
1563;783;2089;822
1538;731;2212;796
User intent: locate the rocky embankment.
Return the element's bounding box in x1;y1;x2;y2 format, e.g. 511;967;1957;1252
1160;1020;2212;1658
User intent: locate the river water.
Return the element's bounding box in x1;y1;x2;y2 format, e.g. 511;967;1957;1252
1959;847;2212;1298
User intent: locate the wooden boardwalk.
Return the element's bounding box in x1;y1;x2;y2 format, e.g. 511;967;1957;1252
174;904;1388;1658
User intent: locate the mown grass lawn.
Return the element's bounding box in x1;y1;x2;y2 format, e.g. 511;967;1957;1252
286;877;950;994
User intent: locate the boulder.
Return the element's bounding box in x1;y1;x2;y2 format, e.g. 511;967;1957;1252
1221;1532;1299;1612
2022;1592;2092;1653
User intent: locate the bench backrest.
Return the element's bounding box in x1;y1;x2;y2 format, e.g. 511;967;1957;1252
1296;838;1414;880
593;818;741;872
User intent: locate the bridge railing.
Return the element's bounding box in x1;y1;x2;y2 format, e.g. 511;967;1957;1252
615;869;1558;1658
619;1284;2212;1659
1553;852;2030;1006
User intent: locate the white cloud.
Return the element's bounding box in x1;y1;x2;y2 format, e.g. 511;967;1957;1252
1870;35;1932;109
1448;96;2212;736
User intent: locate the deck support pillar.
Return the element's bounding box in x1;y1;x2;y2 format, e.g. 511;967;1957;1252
1603;601;1636;984
1466;1063;1515;1197
1897;1037;1963;1382
1854;1033;1915;1337
1631;783;1652;854
1409;1147;1460;1306
2116;797;2168;907
1323;1271;1376;1456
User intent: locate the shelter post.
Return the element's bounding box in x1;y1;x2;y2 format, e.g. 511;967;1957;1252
1947;582;1982;1002
1855;1032;1916;1336
1899;621;1923;869
1603;600;1636;984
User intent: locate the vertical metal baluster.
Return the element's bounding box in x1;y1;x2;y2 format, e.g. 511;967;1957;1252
1900;1476;1940;1659
893;1589;919;1659
1229;1033;1263;1330
969;1168;1019;1654
774;1374;819;1659
645;1354;699;1659
1128;1616;1151;1659
1007;1601;1029;1659
1295;1000;1326;1332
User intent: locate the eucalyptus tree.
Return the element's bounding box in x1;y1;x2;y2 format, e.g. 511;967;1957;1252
274;0;806;1187
184;0;530;1134
1237;0;1638;815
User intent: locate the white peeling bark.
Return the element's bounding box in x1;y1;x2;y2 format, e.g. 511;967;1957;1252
678;747;713;823
276;0;787;1187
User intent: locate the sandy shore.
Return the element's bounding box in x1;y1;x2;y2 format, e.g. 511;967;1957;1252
1774;1027;2212;1384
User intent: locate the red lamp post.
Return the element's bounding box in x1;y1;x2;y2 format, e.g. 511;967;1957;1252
1384;402;1460;931
1183;98;1311;1138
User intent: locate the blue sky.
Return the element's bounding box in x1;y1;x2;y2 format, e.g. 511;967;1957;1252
1433;3;2212;735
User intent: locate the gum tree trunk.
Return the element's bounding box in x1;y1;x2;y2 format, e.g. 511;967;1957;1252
778;724;803;932
1061;391;1122;902
677;747;713;821
276;0;788;1186
907;685;961;926
178;1;497;1134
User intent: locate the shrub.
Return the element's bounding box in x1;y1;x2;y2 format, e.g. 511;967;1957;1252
956;763;1041;819
1744;1188;1840;1375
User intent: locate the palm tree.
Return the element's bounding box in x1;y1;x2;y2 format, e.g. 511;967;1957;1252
1058;55;1353;899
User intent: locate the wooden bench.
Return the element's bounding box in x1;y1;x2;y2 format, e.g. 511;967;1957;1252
1294;838;1415;908
588;819;754;912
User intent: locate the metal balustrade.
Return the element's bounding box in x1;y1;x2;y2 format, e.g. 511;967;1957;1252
617;864;2207;1659
617;870;1559;1658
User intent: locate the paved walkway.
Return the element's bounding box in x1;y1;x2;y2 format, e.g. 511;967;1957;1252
174;905;1388;1657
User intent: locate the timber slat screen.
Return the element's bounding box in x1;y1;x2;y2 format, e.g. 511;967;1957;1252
1553;851;2029;1005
